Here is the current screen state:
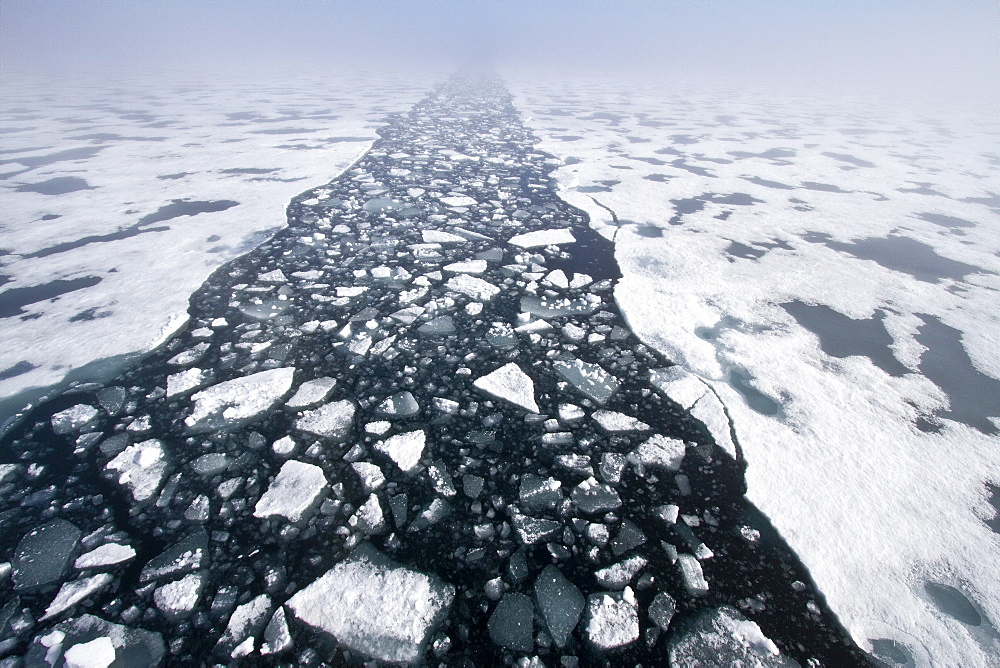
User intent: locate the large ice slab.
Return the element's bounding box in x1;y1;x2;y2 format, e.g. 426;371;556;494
294;399;356;440
106;439;168;502
553;358;619;405
649;366;707;409
254;460;327;523
13;519;81;591
509;228;576;248
535;565;584;647
668;606;793;667
185;367;295;432
285;376;338;409
445;274;500;301
473;363;540;412
286;543;454;663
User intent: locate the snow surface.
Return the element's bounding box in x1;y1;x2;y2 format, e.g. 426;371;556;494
509;72;1000;666
0;69;435;411
375;430;427;474
286;543;455;663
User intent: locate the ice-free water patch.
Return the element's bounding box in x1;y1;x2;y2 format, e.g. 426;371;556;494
0;276;103;318
923;582;982;626
915;314;1000;434
16;176;93;195
782;301;910;377
802;232;987;283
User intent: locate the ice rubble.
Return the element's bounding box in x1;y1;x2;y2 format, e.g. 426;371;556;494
287;543;455;663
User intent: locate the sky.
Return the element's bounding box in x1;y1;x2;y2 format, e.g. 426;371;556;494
1;1;998;105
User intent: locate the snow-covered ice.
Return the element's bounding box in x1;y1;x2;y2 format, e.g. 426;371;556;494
286;543;454;663
473;363;540;412
185;367;294;432
253;460;327;523
375;430;426;473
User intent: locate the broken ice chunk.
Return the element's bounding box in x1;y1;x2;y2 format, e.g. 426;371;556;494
558;403;585;422
592;410;651;433
629;435;687;472
258;269;287;283
390;305;425;324
649;366;706;409
440;195;478;207
445;274;500;301
13;519;81;591
520;294;601;318
365;420;391;436
154;572;203;620
191;453;231;476
254;460;328;524
509;228;576;248
473;363;540;412
375;430;426;474
463;474;485;498
261;607;292;655
74;544;136;570
350;494;387;534
677;554;709;596
488;593;534;652
543;269;570;289
611;520;647;556
432;397;460;414
648;592;677;631
63;636;116;668
571;477;622;514
510;509;562;544
140;530;208;583
286;543;454;663
51;405;99;435
519;474;562;510
422;229;466;243
351;462;386;492
166;368;212;399
599;453;627;484
295;399;356;440
553;358;619;405
40;574;113;621
418;316;455;335
535;565;584;647
428;460;457;497
377;391;420;417
444;259;487;274
555;454;593;477
595;556;648;589
185;367;295;433
586;588;639;650
285;377;337;409
667;606;791;667
217;594;272;657
106;440;168;502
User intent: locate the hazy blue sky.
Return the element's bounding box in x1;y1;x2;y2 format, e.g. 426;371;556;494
2;1;997;103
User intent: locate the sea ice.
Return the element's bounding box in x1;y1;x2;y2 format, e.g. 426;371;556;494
488;593;534;652
41;574;114;621
668;606;792;667
286;543;454;663
595;556;648;589
106;440;168;502
140;529;208;583
443;259;488;274
13;518;81;590
63;636;116;668
294;399;356;440
571;477;622;514
153;572;203;620
376;391;420;417
592;410;651;433
285;376;337;409
629;435;687;472
375;430;426;473
50;405;99;435
185;367;295;432
473;363;540;412
74;544;136;570
553;358;619;405
677;553;709;596
534;565;584;647
445;274;501;300
253;460;327;523
509;228;576;248
166;368;212;398
585;588;639;650
649;366;707;409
